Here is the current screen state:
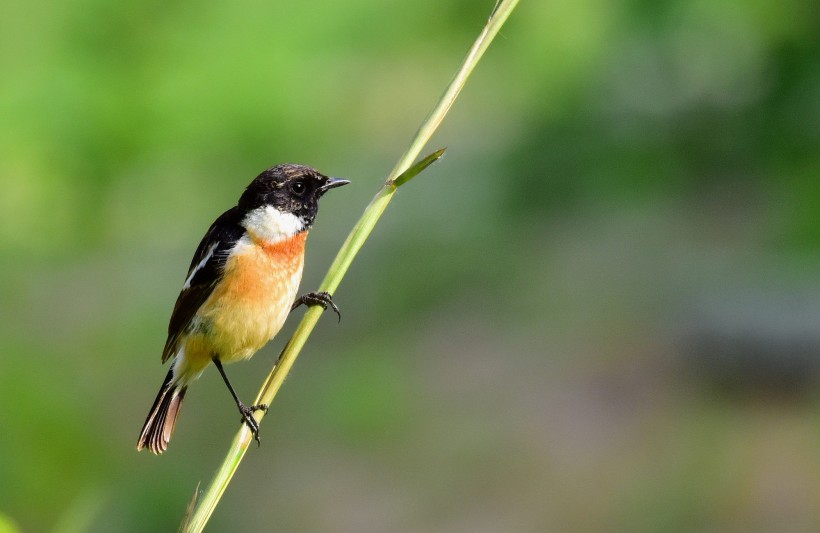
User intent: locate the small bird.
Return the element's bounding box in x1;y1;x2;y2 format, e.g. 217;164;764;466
137;164;349;454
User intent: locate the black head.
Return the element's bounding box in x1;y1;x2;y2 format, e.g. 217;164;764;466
238;164;349;228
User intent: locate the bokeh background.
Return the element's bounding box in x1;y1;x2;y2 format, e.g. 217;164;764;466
1;0;819;531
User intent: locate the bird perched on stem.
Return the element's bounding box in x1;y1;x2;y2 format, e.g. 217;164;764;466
137;164;349;455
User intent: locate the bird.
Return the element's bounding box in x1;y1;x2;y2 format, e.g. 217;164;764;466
137;164;349;455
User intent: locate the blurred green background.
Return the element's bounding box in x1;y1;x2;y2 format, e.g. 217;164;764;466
2;0;819;531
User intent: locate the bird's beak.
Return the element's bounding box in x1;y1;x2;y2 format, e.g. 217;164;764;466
318;177;350;194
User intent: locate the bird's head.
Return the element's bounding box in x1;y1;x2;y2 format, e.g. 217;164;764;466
238;164;349;240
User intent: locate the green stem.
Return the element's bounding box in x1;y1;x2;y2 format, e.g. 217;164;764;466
182;1;519;531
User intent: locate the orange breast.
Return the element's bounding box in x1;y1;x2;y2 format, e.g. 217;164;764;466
186;231;308;366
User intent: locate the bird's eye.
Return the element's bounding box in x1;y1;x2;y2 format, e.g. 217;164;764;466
290;180;306;195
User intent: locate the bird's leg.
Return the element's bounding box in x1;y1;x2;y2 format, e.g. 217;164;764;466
291;291;341;322
212;356;268;446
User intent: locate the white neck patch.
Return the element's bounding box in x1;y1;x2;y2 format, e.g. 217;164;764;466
242;205;305;242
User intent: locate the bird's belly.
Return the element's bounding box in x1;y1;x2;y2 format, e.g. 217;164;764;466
193;236;305;364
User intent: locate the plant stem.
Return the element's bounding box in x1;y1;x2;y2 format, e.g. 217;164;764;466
182;1;519;531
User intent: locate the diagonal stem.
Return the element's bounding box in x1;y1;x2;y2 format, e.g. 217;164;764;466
182;1;520;531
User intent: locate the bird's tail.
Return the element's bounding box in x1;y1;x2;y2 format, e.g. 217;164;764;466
137;368;187;455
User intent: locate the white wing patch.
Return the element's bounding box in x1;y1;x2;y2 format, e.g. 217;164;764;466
182;242;217;290
242;205;304;242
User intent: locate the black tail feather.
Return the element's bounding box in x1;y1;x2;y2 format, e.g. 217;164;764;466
137;368;187;455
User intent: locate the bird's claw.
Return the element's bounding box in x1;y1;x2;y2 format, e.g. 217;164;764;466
238;403;268;446
292;291;341;322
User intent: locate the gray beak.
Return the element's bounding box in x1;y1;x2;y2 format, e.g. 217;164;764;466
318;177;350;194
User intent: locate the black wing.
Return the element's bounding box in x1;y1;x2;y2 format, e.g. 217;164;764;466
161;207;245;362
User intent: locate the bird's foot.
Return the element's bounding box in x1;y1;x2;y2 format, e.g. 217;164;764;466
238;403;268;446
291;291;341;322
